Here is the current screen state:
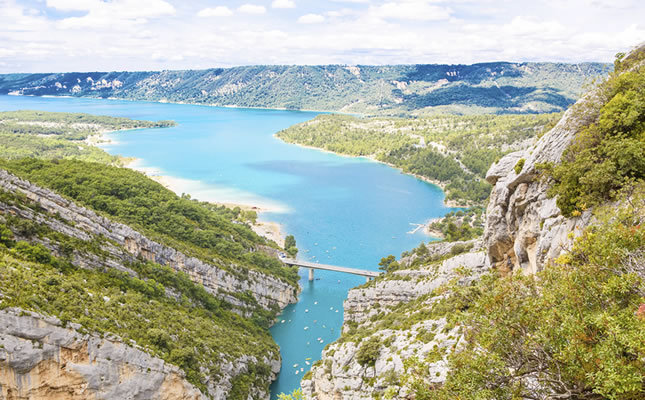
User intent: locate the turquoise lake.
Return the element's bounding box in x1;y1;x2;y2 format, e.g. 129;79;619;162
0;95;454;397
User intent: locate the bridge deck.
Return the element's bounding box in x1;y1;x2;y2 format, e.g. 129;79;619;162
282;258;380;277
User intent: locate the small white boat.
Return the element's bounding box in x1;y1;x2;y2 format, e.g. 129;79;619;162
281;320;285;323
304;326;309;330
305;309;309;313
305;361;310;365
293;364;299;368
314;301;318;305
295;370;299;375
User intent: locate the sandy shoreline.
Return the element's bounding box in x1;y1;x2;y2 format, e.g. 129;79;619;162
88;131;288;247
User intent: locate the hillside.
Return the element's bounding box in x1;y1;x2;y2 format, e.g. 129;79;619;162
0;161;300;399
0;62;610;115
0;110;174;164
277;113;561;206
0;111;304;399
297;45;645;400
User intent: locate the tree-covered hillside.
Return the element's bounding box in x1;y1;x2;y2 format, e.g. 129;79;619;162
0;62;610;115
277;113;561;205
0;110;174;164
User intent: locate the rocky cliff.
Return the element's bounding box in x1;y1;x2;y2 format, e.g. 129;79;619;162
0;169;298;312
0;308;205;400
302;241;488;399
301;63;606;399
484;97;595;274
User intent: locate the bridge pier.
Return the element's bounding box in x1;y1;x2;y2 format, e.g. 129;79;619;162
308;268;314;281
366;276;371;283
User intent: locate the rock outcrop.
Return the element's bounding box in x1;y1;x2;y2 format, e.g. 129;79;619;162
0;308;205;400
484;94;596;274
302;241;489;399
0;169;298;312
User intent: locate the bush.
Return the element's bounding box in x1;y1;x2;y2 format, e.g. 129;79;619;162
356;336;382;367
513;158;525;174
410;184;645;400
540;50;645;216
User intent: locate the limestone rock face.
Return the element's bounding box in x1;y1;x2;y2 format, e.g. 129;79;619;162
0;308;205;400
0;169;298;312
303;243;489;400
484;95;595;274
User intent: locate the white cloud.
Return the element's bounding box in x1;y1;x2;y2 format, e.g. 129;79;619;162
2;0;644;73
53;0;175;29
298;13;325;24
238;4;266;14
46;0;99;11
197;6;233;17
272;0;296;9
326;8;355;17
370;1;452;21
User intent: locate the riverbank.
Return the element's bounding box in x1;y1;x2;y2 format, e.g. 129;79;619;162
87;131;288;247
273;136;470;209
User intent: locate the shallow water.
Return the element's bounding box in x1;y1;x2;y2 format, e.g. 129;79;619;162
0;95;454;397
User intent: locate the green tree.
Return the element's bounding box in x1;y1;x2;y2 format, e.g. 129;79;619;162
378;255;398;272
285;234;298;257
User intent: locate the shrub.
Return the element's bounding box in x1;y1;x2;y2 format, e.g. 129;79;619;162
513;158;525;174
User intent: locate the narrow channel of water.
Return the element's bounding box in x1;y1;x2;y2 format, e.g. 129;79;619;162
0;95;453;397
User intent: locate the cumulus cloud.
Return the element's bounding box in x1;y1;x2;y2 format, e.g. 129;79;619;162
197;6;233;17
369;1;452;21
272;0;296;9
52;0;175;29
298;13;325;24
238;4;266;14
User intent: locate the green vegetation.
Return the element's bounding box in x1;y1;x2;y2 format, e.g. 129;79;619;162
0;62;609;115
285;234;298;257
356;336;382;368
0;110;174;164
0;158;299;287
0;227;277;397
277;113;561;205
277;389;305;400
539;49;645;216
513;158;525;174
407;185;645;400
427;208;484;242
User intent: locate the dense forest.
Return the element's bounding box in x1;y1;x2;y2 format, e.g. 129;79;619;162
277;113;561;205
0;62;609;115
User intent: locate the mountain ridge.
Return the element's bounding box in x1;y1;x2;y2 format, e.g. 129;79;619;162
0;62;611;115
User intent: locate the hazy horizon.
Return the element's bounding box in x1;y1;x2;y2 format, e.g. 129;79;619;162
1;0;643;73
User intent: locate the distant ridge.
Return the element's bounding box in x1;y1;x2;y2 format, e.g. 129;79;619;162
0;62;611;115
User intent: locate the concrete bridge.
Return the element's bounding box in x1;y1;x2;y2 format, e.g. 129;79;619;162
281;258;380;282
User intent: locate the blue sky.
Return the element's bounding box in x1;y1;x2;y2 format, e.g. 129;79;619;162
0;0;643;72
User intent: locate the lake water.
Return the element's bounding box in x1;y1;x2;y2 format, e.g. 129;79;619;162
0;95;453;397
